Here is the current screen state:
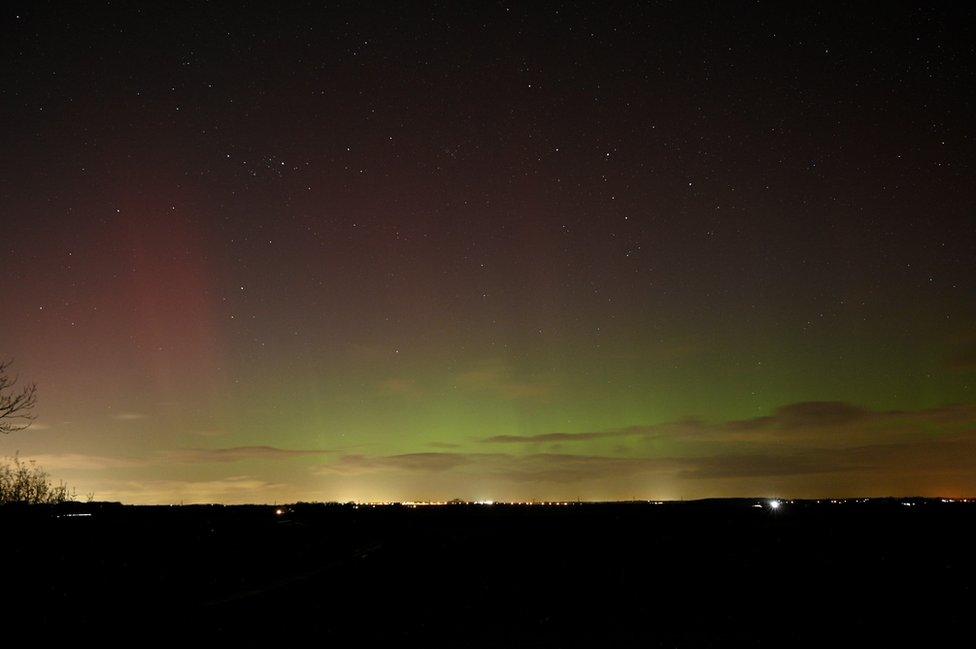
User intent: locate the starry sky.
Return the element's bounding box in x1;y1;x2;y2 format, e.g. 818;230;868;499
1;2;974;503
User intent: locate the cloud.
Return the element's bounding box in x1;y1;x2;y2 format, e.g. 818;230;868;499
1;447;333;471
482;420;706;445
166;446;335;463
112;412;149;421
319;419;976;488
728;401;869;431
839;435;976;473
0;446;334;473
324;452;473;475
307;401;976;494
377;377;425;397
456;360;554;401
677;432;976;482
93;476;286;504
493;454;676;483
190;429;229;437
321;450;844;484
19;400;976;503
482;402;976;449
12;453;150;471
484;425;659;444
319;451;677;483
678;452;842;479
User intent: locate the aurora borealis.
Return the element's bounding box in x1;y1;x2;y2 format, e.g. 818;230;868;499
1;2;974;503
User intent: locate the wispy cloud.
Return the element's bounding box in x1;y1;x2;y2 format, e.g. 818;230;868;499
428;441;460;449
318;451;676;483
319;428;976;486
376;377;425;397
456;360;554;401
19;400;976;503
14;453;151;471
310;401;976;494
16;446;335;472
482;402;976;448
165;446;335;463
484;425;662;445
189;429;229;438
93;476;286;504
112;412;149;421
324;452;474;475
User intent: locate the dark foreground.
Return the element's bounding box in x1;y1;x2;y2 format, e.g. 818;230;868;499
2;499;973;646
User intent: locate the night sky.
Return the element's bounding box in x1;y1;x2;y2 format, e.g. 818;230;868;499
1;2;974;503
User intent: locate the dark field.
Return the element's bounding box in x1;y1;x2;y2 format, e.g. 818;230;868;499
3;500;973;646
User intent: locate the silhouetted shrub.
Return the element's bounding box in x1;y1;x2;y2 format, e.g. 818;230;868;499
0;454;75;505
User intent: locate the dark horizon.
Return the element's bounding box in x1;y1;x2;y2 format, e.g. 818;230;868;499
3;496;973;646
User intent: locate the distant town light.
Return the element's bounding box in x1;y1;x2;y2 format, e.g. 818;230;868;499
768;500;781;510
275;508;284;516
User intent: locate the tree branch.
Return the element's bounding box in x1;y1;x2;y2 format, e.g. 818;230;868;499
0;360;38;434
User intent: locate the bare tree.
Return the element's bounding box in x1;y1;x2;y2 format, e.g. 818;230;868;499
0;361;78;504
0;360;37;434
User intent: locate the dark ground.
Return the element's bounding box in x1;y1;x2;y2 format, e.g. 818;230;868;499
2;499;972;646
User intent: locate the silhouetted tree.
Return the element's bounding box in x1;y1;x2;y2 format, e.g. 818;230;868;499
0;359;37;434
0;453;73;505
0;359;76;504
